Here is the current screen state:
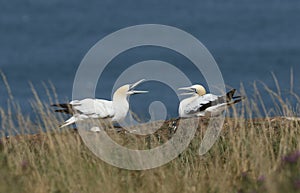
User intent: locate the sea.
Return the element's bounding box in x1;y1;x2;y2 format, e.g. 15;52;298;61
0;0;300;129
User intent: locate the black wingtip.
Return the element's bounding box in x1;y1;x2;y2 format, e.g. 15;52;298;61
54;109;70;114
228;96;246;105
51;103;71;108
232;95;246;100
226;89;237;101
51;103;74;114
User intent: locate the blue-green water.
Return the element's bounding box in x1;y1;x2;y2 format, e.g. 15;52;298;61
0;0;300;125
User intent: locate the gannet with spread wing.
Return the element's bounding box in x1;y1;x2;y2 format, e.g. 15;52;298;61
178;84;244;117
52;79;148;128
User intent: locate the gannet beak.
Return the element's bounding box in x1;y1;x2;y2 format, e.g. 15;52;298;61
131;90;149;94
128;79;148;95
178;86;195;95
130;79;146;89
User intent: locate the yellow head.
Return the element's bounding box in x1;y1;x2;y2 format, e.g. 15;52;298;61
178;84;206;96
113;79;148;100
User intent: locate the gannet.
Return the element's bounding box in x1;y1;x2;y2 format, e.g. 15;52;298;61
178;84;244;117
52;79;148;128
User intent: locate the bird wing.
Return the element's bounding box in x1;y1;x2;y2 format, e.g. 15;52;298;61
184;94;222;115
70;98;114;118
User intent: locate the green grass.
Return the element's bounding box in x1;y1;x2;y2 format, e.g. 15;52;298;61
0;73;300;193
1;117;300;193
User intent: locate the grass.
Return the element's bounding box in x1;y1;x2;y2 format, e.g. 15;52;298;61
0;74;300;193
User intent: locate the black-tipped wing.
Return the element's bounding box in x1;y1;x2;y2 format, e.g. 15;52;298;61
185;89;240;115
184;94;221;115
51;103;77;114
226;89;236;101
184;89;244;115
52;98;115;118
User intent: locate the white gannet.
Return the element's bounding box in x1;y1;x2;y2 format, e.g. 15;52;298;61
52;79;148;128
178;84;244;117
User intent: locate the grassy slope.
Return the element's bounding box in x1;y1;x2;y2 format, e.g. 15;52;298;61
0;116;299;193
0;73;299;193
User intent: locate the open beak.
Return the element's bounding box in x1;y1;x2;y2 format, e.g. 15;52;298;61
178;86;195;95
128;79;148;95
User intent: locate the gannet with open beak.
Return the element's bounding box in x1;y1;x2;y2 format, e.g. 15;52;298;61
178;84;244;117
52;79;148;128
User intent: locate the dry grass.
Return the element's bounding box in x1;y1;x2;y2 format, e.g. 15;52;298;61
0;73;300;193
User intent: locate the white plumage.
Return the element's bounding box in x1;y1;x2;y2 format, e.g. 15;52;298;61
53;79;147;128
69;99;114;118
178;84;244;117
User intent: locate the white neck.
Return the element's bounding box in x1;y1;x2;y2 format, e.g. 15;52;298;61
112;93;129;121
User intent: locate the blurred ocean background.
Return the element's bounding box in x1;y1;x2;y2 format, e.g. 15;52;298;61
0;0;300;123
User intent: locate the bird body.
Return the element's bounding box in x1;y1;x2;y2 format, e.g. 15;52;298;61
70;99;114;118
178;85;244;117
55;99;114;128
53;79;147;128
179;93;219;117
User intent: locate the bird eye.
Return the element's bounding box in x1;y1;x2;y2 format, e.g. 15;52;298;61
192;88;197;93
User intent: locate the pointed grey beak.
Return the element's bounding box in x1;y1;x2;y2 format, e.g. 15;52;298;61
130;79;146;89
128;79;148;95
178;86;195;95
131;90;148;94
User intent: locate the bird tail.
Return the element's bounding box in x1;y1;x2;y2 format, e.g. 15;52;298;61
225;89;246;105
226;89;236;101
227;96;246;106
51;103;70;108
52;103;74;114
